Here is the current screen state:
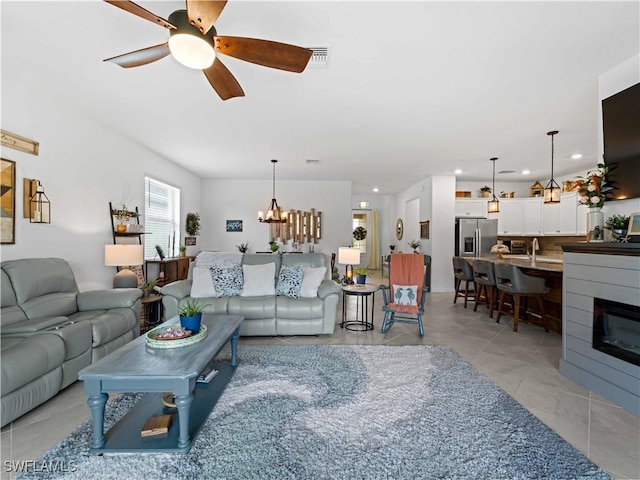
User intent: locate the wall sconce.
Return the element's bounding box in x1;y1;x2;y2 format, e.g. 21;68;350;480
338;247;360;285
27;180;50;223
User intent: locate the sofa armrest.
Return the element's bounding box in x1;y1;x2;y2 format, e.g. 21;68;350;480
317;279;340;299
77;289;142;311
157;280;192;301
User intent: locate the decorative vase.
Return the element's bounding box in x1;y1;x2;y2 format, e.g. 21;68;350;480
587;207;604;242
116;224;126;233
180;313;202;332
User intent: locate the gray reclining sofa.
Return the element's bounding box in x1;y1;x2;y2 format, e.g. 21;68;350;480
1;258;141;427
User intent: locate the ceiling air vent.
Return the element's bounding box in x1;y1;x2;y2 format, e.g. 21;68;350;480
307;46;330;68
498;170;516;174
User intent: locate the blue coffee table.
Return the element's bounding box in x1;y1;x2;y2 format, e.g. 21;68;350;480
79;314;243;453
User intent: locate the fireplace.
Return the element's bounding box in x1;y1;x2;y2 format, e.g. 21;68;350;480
593;298;640;367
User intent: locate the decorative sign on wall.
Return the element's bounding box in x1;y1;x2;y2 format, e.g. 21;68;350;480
184;236;197;246
226;220;243;232
1;130;39;156
1;158;16;244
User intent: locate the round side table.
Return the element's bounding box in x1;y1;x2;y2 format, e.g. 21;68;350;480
340;283;380;331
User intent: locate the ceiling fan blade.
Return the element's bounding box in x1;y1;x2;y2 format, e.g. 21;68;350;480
203;58;245;100
104;1;176;29
187;0;227;34
104;43;170;68
213;36;312;73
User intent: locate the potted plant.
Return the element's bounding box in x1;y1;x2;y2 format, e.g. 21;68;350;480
605;214;630;242
114;204;132;232
141;278;159;298
480;186;492;198
178;245;186;257
408;240;421;253
178;299;209;332
355;267;367;284
389;244;396;253
237;242;249;253
185;212;201;236
269;241;279;253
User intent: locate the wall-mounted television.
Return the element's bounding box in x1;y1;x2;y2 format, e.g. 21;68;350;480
602;82;640;201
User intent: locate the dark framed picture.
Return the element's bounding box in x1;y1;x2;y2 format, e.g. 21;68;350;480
184;236;197;246
1;158;16;244
226;220;243;232
420;220;430;240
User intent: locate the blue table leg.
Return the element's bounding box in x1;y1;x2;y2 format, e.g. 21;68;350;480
230;326;240;366
175;393;194;450
87;392;108;449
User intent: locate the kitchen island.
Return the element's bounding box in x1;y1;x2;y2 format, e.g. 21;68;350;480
469;255;563;333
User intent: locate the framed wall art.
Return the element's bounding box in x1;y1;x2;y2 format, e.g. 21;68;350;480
420;220;430;240
226;220;243;232
1;158;16;244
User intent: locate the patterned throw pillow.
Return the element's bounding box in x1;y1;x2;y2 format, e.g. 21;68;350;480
392;284;418;306
275;266;305;298
211;265;243;297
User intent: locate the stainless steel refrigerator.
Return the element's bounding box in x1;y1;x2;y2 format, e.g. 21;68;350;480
455;218;498;257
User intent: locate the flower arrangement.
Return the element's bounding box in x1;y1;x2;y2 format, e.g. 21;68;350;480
572;163;612;209
389;244;396;252
408;240;421;251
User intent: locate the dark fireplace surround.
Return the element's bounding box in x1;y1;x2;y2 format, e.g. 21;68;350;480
593;298;640;367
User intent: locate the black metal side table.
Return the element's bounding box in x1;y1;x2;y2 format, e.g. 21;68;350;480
140;294;163;333
340;283;380;331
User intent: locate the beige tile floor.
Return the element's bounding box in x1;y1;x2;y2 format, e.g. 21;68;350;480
2;271;639;479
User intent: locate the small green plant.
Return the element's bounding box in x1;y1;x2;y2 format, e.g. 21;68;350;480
355;267;367;276
408;240;421;251
186;212;201;236
269;241;279;252
389;244;396;252
237;242;249;253
179;299;209;317
179;245;186;253
605;215;630;230
142;278;159;289
480;186;492;193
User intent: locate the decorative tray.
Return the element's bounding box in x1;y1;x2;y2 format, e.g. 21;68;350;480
145;324;208;349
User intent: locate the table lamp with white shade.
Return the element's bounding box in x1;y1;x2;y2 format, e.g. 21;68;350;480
338;247;360;285
105;244;144;288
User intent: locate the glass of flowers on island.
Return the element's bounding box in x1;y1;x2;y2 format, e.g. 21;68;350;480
490;243;510;259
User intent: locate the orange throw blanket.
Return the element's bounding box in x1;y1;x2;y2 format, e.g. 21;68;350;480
388;253;425;315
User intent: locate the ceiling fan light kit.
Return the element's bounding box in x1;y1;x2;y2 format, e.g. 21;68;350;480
168;11;215;69
103;0;313;100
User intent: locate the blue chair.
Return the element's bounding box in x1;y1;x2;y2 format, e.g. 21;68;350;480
380;253;430;337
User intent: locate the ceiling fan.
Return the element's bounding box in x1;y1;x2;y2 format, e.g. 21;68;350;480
103;0;313;100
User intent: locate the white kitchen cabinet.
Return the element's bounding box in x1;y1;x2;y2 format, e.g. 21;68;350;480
455;199;487;217
542;193;578;235
497;199;523;235
522;197;543;235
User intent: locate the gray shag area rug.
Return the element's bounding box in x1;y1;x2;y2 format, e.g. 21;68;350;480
16;345;610;480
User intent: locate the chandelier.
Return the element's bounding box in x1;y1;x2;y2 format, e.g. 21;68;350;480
258;159;287;223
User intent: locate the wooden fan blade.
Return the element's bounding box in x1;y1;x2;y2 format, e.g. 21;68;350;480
203;58;245;100
104;1;176;29
104;43;170;68
187;0;227;34
213;36;312;73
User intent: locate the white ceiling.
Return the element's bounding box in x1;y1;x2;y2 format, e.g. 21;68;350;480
2;1;639;194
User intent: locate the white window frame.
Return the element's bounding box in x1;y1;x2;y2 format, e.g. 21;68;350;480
144;176;180;260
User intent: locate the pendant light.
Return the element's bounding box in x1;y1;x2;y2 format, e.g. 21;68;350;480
487;157;500;213
258;159;288;223
544;130;561;204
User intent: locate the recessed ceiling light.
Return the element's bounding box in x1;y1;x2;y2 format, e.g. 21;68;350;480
454;169;462;175
372;187;379;193
522;169;530;175
571;154;583;159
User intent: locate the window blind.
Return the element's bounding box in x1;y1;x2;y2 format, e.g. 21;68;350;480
144;177;180;260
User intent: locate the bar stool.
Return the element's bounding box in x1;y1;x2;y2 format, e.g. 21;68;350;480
452;257;475;308
472;260;497;318
494;263;550;333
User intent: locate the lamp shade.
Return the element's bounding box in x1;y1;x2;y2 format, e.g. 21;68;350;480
338;247;360;265
105;244;144;267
